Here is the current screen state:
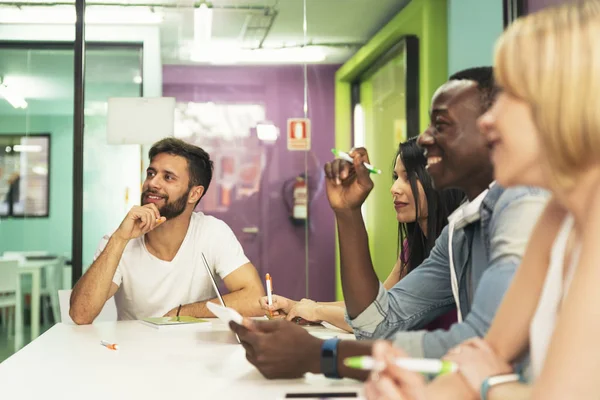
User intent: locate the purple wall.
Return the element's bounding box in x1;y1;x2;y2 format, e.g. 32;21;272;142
527;0;568;12
163;64;340;302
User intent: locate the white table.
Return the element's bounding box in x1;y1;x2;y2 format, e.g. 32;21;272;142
0;320;364;400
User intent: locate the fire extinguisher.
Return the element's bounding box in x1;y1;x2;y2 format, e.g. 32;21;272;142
292;176;308;222
283;173;308;226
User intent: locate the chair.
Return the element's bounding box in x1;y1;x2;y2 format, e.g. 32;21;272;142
58;289;118;324
40;257;66;324
3;252;65;325
0;259;19;338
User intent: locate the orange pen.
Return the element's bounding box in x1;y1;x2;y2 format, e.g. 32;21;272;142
266;273;274;317
100;340;119;351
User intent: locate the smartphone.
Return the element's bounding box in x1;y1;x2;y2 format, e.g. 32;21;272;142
207;302;243;325
292;317;323;326
284;392;358;399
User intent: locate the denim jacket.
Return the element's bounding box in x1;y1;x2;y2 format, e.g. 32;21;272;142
346;185;549;358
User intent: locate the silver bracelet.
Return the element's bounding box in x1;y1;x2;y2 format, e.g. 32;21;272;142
480;373;521;400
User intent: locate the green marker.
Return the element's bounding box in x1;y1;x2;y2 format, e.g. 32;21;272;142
344;356;457;375
331;148;382;175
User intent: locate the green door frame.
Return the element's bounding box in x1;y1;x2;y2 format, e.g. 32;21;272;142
334;0;448;300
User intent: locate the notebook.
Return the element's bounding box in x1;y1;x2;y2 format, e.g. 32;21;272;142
140;316;211;330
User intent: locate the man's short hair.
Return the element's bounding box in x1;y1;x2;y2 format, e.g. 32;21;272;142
148;138;214;198
449;66;497;111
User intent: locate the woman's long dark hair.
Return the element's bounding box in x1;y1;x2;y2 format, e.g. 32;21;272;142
396;138;464;278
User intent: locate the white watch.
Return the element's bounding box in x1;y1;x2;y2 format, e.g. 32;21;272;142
480;373;521;400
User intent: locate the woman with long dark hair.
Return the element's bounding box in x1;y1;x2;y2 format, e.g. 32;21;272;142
393;138;464;282
259;138;464;332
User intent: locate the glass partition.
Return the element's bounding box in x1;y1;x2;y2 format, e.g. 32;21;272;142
0;0;416;364
82;45;143;274
158;1;320;301
0;44;75;357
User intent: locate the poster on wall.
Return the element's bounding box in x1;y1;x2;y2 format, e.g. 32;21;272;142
287;118;311;151
0;134;50;218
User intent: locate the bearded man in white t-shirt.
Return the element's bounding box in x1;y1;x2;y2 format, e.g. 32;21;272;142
69;138;265;324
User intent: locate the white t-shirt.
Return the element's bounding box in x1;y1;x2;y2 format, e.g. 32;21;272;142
94;212;250;320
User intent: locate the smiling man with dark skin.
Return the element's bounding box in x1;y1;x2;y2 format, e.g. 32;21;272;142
230;67;548;382
70;138;265;324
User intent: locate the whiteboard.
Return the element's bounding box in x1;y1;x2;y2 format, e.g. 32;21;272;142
107;97;176;144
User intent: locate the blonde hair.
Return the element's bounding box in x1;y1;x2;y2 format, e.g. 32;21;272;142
494;0;600;189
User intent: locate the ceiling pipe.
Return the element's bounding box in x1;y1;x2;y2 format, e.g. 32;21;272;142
0;1;272;12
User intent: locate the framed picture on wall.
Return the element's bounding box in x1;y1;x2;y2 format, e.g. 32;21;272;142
0;134;50;218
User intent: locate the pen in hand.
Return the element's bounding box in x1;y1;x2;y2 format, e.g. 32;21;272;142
265;273;274;318
344;356;457;375
331;148;382;175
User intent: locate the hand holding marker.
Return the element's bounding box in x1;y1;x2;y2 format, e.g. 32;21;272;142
266;273;274;318
331;149;382;175
344;356;457;375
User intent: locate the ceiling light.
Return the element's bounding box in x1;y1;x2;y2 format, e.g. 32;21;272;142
194;3;213;43
33;166;48;176
13;144;42;152
0;5;163;25
256;123;279;142
133;75;143;84
0;81;27;109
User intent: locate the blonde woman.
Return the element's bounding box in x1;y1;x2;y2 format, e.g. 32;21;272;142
364;2;600;400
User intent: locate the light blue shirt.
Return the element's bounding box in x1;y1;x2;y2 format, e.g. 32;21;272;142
346;185;549;358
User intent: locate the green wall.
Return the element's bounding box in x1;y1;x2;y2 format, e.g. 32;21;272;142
447;0;503;74
0;116;73;256
334;0;448;300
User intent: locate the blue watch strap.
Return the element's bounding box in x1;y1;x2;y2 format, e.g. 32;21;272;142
320;338;341;379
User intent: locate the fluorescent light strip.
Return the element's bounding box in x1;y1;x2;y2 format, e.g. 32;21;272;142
13;144;42;152
194;3;213;43
0;6;163;25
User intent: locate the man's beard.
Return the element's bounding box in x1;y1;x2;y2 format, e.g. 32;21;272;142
141;188;190;220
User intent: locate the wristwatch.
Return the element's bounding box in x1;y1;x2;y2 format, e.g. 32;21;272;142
320;338;341;379
480;373;521;400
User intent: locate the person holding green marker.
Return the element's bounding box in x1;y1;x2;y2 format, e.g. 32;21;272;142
230;67;548;382
258;138;463;333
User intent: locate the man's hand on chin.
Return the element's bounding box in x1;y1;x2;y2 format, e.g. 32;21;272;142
230;318;322;379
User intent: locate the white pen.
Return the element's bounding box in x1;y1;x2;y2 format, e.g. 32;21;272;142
266;273;273;317
100;340;119;351
344;356;457;375
331;148;382;174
